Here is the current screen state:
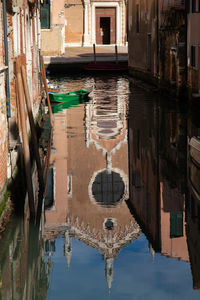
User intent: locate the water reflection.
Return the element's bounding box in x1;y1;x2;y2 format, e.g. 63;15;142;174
1;75;200;298
0;216;47;299
187;109;200;290
44;76;140;293
128;86;200;292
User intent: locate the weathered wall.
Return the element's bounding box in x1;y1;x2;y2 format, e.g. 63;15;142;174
0;1;8;193
41;0;65;55
65;0;83;46
0;0;42;202
128;0;158;76
187;10;200;93
159;2;186;94
41;27;64;56
128;0;187;96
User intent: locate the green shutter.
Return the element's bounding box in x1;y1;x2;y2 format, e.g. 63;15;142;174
41;2;50;29
170;211;183;238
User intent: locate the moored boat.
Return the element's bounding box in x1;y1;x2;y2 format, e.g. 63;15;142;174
49;87;93;103
83;63;128;72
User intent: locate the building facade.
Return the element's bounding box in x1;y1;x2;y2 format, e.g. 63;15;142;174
0;1;42;207
41;0;65;55
187;0;200;95
128;0;187;96
0;1;8;195
128;0;158;84
40;0;127;55
66;0;127;46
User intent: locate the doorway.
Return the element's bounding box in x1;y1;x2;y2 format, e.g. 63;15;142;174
95;7;116;45
100;17;110;44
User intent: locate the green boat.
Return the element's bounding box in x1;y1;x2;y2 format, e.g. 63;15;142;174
51;97;90;114
49;87;93;103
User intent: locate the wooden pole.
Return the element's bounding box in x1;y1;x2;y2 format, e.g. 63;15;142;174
16;61;35;221
43;127;52;198
40;54;53;127
115;45;118;64
21;65;44;193
93;44;96;64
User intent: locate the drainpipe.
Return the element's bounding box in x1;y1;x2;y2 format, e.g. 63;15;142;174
3;0;11;118
156;0;159;81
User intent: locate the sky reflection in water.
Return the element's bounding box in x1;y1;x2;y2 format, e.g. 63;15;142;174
46;234;199;300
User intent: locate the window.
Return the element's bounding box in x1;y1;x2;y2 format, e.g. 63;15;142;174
136;4;139;33
191;45;196;67
192;0;196;12
41;0;50;29
170;211;183;238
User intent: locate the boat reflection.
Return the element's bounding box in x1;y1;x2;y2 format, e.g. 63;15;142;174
51;96;90;114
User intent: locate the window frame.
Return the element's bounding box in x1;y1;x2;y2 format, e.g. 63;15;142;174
41;0;51;29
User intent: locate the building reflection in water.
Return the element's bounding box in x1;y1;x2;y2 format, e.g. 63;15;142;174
0;167;47;299
128;86;200;290
186;106;200;289
44;76;141;290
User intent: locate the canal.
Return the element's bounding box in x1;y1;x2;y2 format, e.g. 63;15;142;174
0;73;200;299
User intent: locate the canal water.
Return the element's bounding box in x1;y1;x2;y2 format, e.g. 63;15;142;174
0;73;200;299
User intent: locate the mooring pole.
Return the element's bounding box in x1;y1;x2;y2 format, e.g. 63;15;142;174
16;61;35;221
40;55;53;127
115;45;118;64
43;127;52;198
93;44;96;64
21;65;44;193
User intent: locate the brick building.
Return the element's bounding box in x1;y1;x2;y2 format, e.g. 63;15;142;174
0;1;42;205
0;1;8;195
128;0;187;97
40;0;127;55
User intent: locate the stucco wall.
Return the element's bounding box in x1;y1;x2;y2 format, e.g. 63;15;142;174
41;27;64;56
128;0;157;75
65;3;84;45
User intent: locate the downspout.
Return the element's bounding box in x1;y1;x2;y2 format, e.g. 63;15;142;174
3;0;11;118
156;0;159;81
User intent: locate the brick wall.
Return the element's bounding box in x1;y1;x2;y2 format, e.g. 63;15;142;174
0;2;8;192
0;0;42;196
